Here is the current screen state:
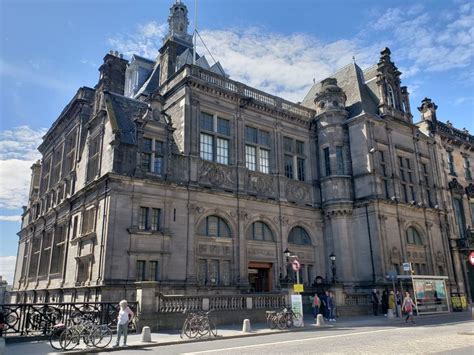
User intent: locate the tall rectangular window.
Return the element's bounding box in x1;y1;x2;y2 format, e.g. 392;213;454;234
149;261;159;281
200;133;214;161
284;155;294;179
323;147;331;176
297;158;305;182
447;151;456;175
142;138;164;174
245;145;256;171
200;112;230;165
50;226;66;274
216;138;229;165
64;130;77;174
259;149;270;174
246;126;271;174
464;157;472;180
453;198;466;238
136;260;146;281
151;208;161;231
81;208;96;235
86;135;101;182
38;232;52;276
336;146;344;175
29;236;41;278
399;156;415;203
379;151;389;198
139;207;149;230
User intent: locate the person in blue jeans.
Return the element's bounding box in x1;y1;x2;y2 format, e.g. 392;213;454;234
114;300;134;347
328;291;336;321
310;293;320;319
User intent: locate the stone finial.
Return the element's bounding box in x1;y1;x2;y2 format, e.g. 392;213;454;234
417;97;438;122
379;47;391;64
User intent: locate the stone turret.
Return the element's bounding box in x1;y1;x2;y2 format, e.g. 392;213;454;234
418;97;438;122
159;0;193;85
314;78;347;117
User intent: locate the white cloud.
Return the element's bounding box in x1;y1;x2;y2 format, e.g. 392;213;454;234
0;256;16;285
107;1;473;102
0;215;21;222
0;126;45;210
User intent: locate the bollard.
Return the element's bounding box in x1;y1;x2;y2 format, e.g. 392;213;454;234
0;337;5;355
316;314;325;327
141;326;152;342
242;319;251;333
387;309;394;319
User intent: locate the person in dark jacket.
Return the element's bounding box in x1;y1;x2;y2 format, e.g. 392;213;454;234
321;290;330;320
371;289;380;316
381;289;389;317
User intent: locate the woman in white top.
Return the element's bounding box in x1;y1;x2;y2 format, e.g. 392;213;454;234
114;300;135;347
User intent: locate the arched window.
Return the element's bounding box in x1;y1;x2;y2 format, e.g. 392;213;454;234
248;221;274;241
406;227;422;245
288;227;311;245
387;84;396;108
197;215;231;237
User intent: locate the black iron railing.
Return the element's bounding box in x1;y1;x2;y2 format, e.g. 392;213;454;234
0;302;139;337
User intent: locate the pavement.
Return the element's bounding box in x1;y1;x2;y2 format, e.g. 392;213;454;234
4;311;472;355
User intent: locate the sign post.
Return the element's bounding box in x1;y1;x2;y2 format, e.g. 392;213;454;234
290;256;304;327
291;259;303;293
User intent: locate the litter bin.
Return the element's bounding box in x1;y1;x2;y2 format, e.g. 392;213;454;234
450;292;462;312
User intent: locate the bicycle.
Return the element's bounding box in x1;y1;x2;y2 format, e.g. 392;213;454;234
276;306;302;329
180;310;217;339
266;311;279;329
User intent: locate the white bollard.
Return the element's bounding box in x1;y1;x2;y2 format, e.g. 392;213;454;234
242;319;251;333
387;309;394;319
316;314;325;327
141;326;152;342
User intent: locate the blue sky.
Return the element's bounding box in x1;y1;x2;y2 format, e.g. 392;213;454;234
0;0;473;283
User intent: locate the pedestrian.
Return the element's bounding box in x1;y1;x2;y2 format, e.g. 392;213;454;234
371;289;379;316
328;291;336;321
321;290;330;321
395;290;402;317
310;293;320;319
381;289;388;317
402;292;416;324
114;300;134;347
388;290;396;318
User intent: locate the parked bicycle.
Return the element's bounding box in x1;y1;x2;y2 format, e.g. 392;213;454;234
266;306;302;330
49;313;112;350
180;309;217;339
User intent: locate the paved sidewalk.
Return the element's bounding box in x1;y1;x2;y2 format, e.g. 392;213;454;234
5;311;471;355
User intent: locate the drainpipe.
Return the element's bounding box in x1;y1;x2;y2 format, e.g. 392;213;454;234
365;203;376;284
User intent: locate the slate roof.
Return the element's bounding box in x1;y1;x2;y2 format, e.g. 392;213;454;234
104;92;148;145
302;63;380;118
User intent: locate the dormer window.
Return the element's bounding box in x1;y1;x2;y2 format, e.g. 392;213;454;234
387;84;396;108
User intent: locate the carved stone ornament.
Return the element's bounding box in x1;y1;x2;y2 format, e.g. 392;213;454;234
247;174;274;196
448;178;465;195
200;161;235;187
285;181;309;202
466;183;474;198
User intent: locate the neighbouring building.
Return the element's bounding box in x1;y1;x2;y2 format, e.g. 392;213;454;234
11;1;473;308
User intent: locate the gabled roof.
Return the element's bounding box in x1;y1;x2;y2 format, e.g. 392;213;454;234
104;92;148;145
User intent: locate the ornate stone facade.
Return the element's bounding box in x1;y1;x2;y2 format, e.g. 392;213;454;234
11;1;472;304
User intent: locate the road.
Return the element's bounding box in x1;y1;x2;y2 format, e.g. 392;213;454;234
112;318;474;355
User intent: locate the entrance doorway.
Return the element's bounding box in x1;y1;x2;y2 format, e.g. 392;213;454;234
248;262;272;292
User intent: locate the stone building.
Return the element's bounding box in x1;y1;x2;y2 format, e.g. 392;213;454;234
11;0;472;305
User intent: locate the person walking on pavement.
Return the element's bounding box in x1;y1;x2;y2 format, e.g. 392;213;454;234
328;291;336;321
371;289;380;316
388;290;396;318
381;289;389;317
396;290;402;317
114;300;135;347
402;292;416;324
321;290;330;321
310;293;320;319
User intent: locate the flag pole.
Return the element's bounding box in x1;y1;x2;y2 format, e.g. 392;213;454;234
193;0;197;65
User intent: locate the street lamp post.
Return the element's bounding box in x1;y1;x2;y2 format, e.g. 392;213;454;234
330;253;337;283
284;248;292;282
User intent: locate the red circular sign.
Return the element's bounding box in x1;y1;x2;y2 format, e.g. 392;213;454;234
291;259;301;272
469;251;474;266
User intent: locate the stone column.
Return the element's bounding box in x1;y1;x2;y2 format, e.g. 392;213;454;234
135;281;158;331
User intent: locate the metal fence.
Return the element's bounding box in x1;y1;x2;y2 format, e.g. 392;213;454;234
0;301;139;337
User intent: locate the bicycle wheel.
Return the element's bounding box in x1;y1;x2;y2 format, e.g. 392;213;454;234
59;328;80;350
91;325;113;348
208;319;217;337
182;317;199;339
276;314;287;330
49;327;65;350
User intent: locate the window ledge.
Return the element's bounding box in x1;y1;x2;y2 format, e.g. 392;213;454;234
71;232;96;243
128;228;166;236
